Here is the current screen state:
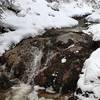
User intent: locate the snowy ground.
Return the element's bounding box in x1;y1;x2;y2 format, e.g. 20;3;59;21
77;48;100;100
0;0;92;55
1;0;100;100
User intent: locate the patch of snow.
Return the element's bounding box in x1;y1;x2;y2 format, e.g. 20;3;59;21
34;85;45;91
46;86;55;93
60;1;92;17
76;48;100;100
86;11;100;23
68;44;75;48
75;50;79;53
61;57;66;63
83;24;100;41
52;73;57;77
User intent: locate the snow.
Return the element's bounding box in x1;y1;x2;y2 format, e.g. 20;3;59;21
0;0;93;55
61;57;66;63
86;11;100;23
34;85;45;91
46;86;55;93
76;48;100;100
60;1;92;17
83;24;100;41
77;9;100;99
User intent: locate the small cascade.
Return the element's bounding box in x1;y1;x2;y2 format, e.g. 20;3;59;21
26;47;43;85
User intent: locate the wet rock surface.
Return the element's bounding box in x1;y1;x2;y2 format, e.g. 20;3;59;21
34;31;93;94
0;73;13;90
0;27;96;99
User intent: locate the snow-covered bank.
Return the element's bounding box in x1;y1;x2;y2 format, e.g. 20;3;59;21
0;0;93;55
76;9;100;100
83;24;100;41
76;48;100;100
86;11;100;23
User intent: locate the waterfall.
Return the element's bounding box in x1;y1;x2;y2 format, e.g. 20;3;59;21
26;47;43;85
4;47;43;100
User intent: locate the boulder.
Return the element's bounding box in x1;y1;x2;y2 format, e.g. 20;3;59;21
34;31;93;94
1;29;94;98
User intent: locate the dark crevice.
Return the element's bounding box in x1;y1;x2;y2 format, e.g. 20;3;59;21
0;26;16;34
7;7;20;14
91;41;100;50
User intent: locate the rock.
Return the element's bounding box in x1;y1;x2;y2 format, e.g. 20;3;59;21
34;31;93;94
68;96;78;100
0;28;94;99
0;56;5;65
0;73;13;90
34;44;92;94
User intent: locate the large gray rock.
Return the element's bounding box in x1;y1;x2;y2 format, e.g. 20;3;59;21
0;28;96;99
